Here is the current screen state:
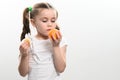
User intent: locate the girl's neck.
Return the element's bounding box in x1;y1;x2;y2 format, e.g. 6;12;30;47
35;34;49;40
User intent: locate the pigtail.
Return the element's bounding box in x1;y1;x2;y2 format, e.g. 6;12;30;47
20;8;31;41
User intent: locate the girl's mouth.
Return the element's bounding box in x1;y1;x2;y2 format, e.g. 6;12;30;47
47;29;51;31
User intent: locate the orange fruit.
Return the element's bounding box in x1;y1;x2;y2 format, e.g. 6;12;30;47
48;29;58;39
24;38;30;46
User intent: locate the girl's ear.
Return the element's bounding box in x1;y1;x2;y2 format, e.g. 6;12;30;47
30;19;36;27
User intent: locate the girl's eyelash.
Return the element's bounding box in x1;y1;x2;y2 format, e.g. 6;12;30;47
51;21;55;22
41;19;56;22
42;21;47;22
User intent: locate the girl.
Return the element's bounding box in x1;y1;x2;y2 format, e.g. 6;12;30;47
18;2;67;80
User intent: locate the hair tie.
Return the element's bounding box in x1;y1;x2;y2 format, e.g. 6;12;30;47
28;7;32;12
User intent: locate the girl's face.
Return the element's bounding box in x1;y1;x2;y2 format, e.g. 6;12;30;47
31;9;57;38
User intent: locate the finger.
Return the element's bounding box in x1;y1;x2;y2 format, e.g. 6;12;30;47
20;45;30;54
56;31;60;39
58;31;62;38
51;34;56;41
56;31;62;41
19;42;30;51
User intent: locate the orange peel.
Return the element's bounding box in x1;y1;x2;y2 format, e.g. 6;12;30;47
48;29;58;39
24;38;30;46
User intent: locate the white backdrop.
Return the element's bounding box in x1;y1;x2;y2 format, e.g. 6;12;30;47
0;0;120;80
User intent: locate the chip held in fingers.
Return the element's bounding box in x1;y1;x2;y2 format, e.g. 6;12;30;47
48;29;59;40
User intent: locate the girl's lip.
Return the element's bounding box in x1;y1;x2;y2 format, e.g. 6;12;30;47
47;29;51;31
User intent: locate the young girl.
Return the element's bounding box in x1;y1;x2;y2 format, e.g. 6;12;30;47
18;2;67;80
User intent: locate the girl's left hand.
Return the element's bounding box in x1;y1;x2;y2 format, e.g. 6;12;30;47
50;30;62;47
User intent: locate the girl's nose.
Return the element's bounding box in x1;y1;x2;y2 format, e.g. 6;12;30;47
48;21;52;27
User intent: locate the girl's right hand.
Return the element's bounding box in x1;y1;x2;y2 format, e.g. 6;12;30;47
19;38;30;57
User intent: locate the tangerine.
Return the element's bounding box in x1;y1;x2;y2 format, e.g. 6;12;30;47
24;38;30;46
48;29;58;39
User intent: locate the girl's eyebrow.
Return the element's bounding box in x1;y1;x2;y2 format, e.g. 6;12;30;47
41;16;56;19
41;17;47;19
39;16;56;20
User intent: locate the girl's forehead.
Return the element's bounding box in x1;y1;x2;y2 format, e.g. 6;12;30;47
37;9;57;18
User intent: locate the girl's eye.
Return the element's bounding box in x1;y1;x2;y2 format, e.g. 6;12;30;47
42;20;47;22
51;20;55;23
51;19;56;23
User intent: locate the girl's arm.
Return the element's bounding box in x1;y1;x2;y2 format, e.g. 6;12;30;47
18;54;29;77
49;30;67;73
18;40;30;77
53;45;67;73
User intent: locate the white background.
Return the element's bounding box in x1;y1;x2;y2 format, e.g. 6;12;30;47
0;0;120;80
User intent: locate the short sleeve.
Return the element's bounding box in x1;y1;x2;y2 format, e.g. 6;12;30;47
60;37;68;47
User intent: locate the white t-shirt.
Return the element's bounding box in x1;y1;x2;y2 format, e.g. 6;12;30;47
28;36;67;80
